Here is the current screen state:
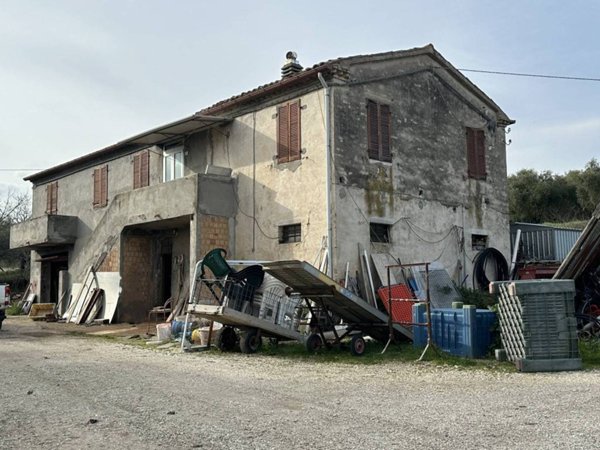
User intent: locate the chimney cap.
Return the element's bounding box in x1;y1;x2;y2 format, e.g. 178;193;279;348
281;51;303;78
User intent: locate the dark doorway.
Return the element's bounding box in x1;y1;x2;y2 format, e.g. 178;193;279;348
161;253;172;303
50;259;68;304
38;252;68;303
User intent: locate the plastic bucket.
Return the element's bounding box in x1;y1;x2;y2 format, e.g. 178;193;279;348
156;323;172;342
171;320;186;336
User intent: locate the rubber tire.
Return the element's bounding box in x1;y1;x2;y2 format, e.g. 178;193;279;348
240;329;262;354
350;335;366;356
305;334;323;353
217;326;237;352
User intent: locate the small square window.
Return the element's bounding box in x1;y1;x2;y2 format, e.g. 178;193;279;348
472;234;488;251
370;223;390;243
279;224;301;244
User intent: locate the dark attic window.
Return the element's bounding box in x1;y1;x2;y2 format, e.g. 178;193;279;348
370;222;391;243
279;223;301;244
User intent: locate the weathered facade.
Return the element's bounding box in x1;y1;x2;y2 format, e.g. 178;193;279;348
11;45;513;322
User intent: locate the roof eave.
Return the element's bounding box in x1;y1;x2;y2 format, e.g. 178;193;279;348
24;113;230;183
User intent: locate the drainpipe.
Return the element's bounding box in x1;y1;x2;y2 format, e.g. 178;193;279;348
318;72;333;277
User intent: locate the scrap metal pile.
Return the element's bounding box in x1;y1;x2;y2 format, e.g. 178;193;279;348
554;203;600;340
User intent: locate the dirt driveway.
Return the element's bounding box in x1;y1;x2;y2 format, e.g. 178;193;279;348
1;316;599;449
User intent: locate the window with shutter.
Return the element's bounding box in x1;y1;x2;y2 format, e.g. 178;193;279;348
133;150;150;189
367;100;392;162
466;127;486;180
93;165;109;208
277;100;301;163
45;182;58;215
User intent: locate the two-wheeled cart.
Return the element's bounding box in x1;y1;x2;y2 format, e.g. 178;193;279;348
263;260;413;356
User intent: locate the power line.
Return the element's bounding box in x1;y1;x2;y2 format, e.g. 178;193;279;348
0;169;41;172
456;68;600;83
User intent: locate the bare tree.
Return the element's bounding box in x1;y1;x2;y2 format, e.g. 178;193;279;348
0;188;31;271
0;187;30;225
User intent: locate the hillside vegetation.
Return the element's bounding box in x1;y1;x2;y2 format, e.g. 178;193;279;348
509;158;600;225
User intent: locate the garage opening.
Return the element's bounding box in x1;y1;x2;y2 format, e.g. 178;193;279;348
119;219;190;323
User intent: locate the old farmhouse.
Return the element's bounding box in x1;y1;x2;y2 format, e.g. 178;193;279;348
10;45;514;322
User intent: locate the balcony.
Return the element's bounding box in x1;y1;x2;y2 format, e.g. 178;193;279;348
10;214;78;249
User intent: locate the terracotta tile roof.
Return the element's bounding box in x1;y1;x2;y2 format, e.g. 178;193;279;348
199;45;436;115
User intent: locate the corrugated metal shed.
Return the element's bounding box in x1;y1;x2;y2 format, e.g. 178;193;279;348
511;222;582;263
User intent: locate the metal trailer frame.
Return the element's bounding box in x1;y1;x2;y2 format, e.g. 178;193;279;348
181;259;304;353
381;262;436;360
262;260;413;356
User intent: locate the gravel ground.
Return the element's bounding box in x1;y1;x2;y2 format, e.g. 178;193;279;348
1;316;600;450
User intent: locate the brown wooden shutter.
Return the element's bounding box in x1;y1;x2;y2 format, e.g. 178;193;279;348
50;182;58;214
277;105;290;163
133;154;141;189
45;182;58;214
140;150;150;187
475;129;486;179
133;150;150;188
93;168;101;206
367;100;379;159
289;100;301;161
101;165;108;207
46;184;52;214
466;127;476;178
379;104;391;162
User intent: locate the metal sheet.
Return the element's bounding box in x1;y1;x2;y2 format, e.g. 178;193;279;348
263;260;412;339
415;263;460;308
186;304;303;341
510;223;582;263
555;208;600;280
95;272;121;323
125;115;229;145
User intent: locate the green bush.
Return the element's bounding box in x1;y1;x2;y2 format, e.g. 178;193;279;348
457;286;496;309
0;268;29;292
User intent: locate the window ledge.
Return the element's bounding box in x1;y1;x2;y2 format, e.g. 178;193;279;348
368;158;393;166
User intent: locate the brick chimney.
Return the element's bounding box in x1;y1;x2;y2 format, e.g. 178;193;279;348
281;51;303;78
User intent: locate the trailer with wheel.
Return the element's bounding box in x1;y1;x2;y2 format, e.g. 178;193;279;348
182;251;305;354
262;260;413;356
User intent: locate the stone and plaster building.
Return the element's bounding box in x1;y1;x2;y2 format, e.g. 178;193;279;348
11;45;514;322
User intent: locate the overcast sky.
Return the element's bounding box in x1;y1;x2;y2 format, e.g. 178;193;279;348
1;0;599;195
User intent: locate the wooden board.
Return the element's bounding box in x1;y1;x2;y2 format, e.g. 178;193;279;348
29;303;55;319
357;244;375;306
370;253;401;286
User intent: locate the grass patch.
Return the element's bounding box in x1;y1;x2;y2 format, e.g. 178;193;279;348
258;339;514;371
5;301;23;315
86;328;513;370
579;340;600;369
